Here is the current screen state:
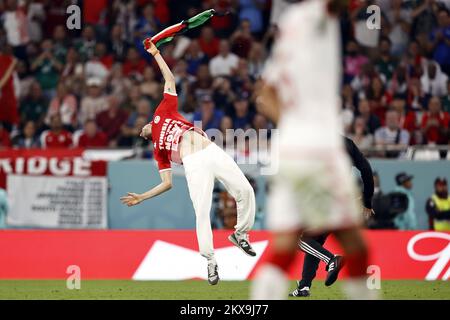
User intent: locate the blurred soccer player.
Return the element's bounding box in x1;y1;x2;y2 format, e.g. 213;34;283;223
120;40;256;285
251;0;376;299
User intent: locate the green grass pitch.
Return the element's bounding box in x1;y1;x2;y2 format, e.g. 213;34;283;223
0;280;448;300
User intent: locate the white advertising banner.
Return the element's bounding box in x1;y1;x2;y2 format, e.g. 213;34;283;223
7;175;107;229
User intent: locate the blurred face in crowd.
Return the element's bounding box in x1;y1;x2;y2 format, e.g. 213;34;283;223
23;121;36;139
137;99;151;116
143;4;155;21
234;98;249;117
84;121;97;138
201;99;214;118
53;25;66;42
249;42;264;61
143;67;155;81
219;40;230;56
428;63;437;79
197;64;210;81
438;10;450;28
188;40;201;56
358;99;370;116
56;83;68;98
380;39;391;55
107;95;120;112
41;39;53;53
127;48;140;63
435;181;448;198
87;84;102;98
353;116;367;134
385;110;400;130
391;98;406;114
220;116;233;134
403;179;413;190
95;43;107;58
83;26;95;41
346;41;359;56
50;115;63;131
253;114;268;131
201;27;214;42
135;116;148;133
428;97;442;114
30;82;43;100
66;47;78;63
240;19;252;36
111;25;123;40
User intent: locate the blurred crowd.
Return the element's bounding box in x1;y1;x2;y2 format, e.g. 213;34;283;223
0;0;450;159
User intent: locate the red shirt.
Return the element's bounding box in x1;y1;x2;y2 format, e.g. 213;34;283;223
0;129;11;148
198;38;220;58
122;59;147;77
0;54;19;125
43;130;73;149
421;112;450;144
78;132;108;148
151;93;203;171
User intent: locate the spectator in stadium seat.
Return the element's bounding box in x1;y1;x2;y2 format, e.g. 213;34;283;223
357;98;381;134
428;8;450;76
209;40;239;77
30;39;63;98
0;51;19;130
344;40;369;83
77;120;108;148
45;82;78;130
190;64;214;101
390;96;422;145
0;123;11;149
247;42;266;78
375;109;410;158
108;24;129;63
19;81;48;128
133;3;160;45
421;96;450;144
198;26;220;59
52;25;69;63
442;80;450;112
2;0;29;61
348;116;374;151
0;187;8;229
84;43;112;81
12;121;40;149
238;0;267;35
426;177;450;231
393;172;417;230
184;40;208;76
117;115;148;147
41;114;73;149
193;95;224;132
232;92;253;130
122;47;147;78
231;19;254;59
375;37;398;80
74;25;97;62
79;78;108;125
421;60;449;98
385;0;413;57
96;95;129;147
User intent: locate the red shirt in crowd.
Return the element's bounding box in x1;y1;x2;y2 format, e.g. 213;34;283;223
0;54;19;126
96;109;129;141
421;112;450;144
151;93;205;171
78;131;108;148
122;59;148;77
42;130;73;149
0;129;11;148
198;38;220;58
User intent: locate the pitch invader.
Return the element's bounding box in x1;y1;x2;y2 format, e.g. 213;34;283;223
121;40;256;285
252;0;377;299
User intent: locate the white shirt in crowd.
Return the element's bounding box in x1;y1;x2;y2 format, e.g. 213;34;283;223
2;9;29;46
209;53;239;77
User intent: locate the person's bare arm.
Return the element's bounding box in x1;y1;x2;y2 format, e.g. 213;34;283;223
255;81;281;124
0;58;17;89
145;41;176;95
120;170;172;206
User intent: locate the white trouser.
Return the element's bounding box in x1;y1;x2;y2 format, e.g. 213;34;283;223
182;143;256;260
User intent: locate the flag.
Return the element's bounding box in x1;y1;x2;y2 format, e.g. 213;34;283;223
143;9;217;49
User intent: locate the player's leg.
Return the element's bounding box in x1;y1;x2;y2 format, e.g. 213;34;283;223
210;144;256;255
251;230;299;299
333;227;376;299
183;154;219;285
